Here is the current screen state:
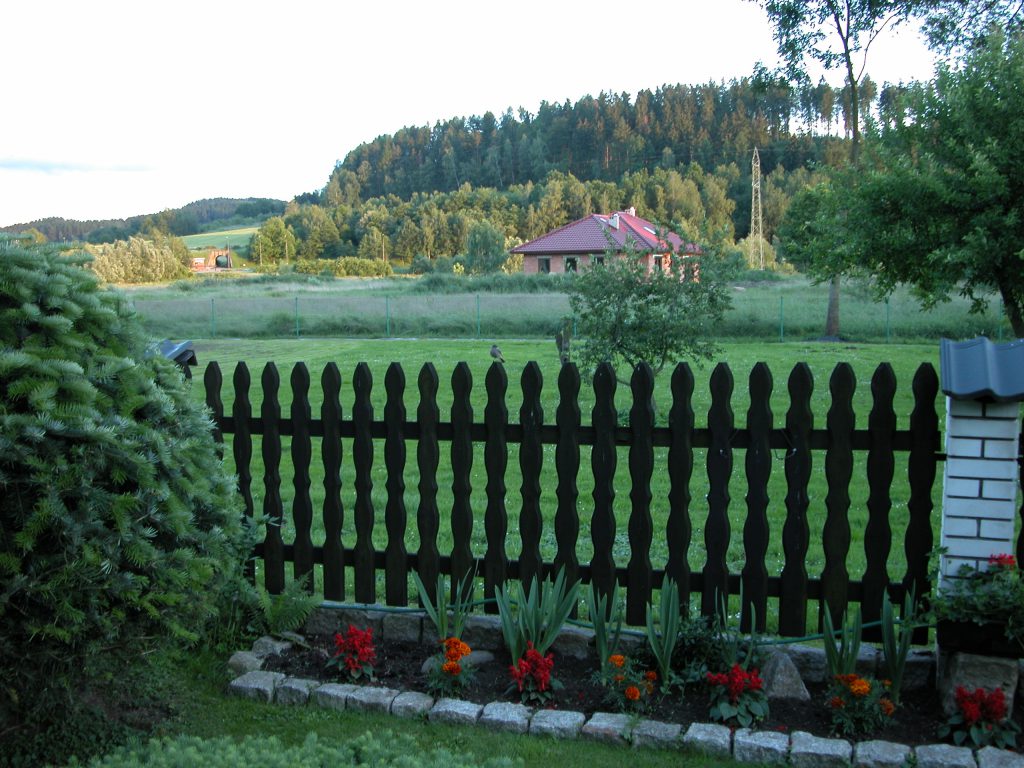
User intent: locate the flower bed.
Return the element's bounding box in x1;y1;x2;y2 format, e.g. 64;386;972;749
227;604;1022;756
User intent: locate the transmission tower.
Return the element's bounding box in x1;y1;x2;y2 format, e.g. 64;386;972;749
750;147;764;269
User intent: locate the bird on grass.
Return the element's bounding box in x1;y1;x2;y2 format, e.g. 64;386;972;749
490;344;505;363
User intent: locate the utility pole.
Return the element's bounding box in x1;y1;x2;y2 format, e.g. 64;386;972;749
750;147;764;269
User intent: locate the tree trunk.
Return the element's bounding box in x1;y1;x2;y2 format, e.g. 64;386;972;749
825;276;841;338
998;283;1024;339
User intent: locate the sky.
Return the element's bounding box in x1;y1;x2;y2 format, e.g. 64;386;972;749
0;0;939;227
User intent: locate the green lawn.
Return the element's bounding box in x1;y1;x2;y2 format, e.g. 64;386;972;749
155;651;734;768
187;337;962;633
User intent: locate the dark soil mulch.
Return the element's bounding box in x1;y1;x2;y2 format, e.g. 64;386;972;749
259;634;1005;748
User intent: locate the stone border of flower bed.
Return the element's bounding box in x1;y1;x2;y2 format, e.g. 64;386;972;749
225;606;1024;768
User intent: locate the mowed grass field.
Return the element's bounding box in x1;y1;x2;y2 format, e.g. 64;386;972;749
182;225;257;251
189;336;989;633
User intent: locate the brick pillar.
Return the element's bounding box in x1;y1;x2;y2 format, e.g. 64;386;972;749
939;397;1021;588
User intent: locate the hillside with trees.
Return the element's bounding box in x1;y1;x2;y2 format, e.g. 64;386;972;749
1;197;285;243
251;74;910;270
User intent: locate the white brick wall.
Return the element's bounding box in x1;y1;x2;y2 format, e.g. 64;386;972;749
939;396;1022;586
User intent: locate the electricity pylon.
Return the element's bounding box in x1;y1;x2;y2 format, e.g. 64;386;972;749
750;147;764;269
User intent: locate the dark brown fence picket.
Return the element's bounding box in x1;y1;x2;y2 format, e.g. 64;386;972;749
416;364;441;604
742;363;772;633
450;363;474;600
703;363;733;619
484;363;509;612
261;363;285;595
205;363;223;447
667;364;694;610
205;357;952;641
352;363;375;603
519;362;544;587
232;363;254;583
291;363;314;592
384;363;408;606
321;363;344;601
779;363;813;636
906;363;938;642
627;363;655;626
821;363;855;628
554;364;581;593
590;363;617;603
863;364;897;640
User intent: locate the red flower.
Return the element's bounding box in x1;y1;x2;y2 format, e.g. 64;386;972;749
988;553;1017;569
625;685;641;701
509;642;556;694
706;664;763;704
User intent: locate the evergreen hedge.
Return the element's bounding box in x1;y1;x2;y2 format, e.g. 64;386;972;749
0;244;250;752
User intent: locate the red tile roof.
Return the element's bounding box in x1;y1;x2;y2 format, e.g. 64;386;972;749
511;210;699;256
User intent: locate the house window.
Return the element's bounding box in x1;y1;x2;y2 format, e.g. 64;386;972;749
654;255;664;271
538;257;551;274
565;257;578;273
593;256;605;267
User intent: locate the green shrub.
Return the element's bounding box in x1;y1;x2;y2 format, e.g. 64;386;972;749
333;256;393;277
84;235;190;283
0;244;250;761
69;731;518;768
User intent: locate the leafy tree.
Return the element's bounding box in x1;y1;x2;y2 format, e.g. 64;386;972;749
568;246;730;380
84;235;190;283
465;220;507;273
0;244;249;761
752;0;912;336
250;216;297;264
915;0;1023;52
783;28;1024;337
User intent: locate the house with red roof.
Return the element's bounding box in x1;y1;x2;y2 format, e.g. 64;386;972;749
512;207;699;275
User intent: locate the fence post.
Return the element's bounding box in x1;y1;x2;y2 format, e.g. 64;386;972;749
386;295;391;337
476;294;481;338
210;298;216;337
295;297;300;338
779;296;784;342
885;298;891;343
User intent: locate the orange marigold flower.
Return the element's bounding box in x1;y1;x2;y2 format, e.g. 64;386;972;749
849;678;871;697
828;696;845;709
609;654;626;668
880;698;895;717
645;681;655;695
644;670;658;681
625;685;641;701
613;674;625;683
441;660;462;675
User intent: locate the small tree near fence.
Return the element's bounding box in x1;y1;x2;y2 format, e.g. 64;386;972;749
568;242;731;381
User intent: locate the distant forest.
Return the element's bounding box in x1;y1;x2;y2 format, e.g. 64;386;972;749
329;75;902;201
2;198;285;243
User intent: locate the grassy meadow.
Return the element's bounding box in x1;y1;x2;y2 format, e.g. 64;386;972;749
182;226;258;252
190;335;965;634
127;273;1013;342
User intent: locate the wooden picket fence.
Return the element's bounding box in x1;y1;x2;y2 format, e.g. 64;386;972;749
203;359;942;639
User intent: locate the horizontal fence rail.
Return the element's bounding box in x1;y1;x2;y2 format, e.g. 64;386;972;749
204;358;955;640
